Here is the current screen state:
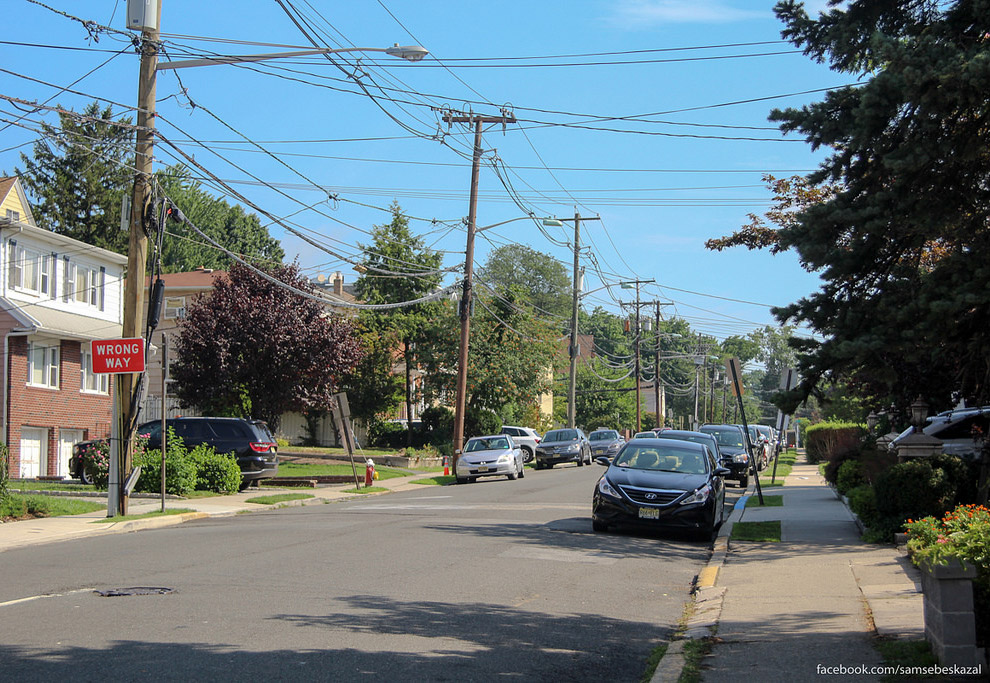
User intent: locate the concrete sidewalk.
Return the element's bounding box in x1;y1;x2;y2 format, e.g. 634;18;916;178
0;470;438;553
655;454;924;682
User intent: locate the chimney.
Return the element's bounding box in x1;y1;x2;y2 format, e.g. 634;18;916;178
333;272;343;296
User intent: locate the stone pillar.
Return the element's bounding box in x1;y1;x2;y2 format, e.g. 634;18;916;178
920;557;984;666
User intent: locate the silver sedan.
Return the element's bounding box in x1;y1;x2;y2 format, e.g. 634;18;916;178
455;435;525;484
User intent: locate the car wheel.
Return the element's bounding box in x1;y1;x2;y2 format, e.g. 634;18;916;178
535;460;543;470
577;455;584;467
79;467;94;486
739;474;749;488
238;479;250;491
521;446;534;463
456;476;468;484
518;463;525;479
546;462;554;469
592;519;609;532
507;468;517;481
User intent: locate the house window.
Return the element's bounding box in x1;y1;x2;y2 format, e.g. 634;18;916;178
164;296;186;319
64;262;105;309
27;341;59;388
5;209;19;221
8;244;51;295
80;346;109;394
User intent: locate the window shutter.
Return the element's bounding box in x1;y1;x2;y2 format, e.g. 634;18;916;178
63;257;72;302
8;240;20;289
50;252;58;299
49;345;60;388
98;266;106;310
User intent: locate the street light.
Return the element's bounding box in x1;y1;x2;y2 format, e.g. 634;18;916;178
157;43;429;70
117;21;428;515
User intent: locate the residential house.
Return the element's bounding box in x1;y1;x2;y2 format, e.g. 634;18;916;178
0;177;128;478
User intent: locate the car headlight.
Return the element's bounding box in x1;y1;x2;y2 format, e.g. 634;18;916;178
679;484;712;506
597;477;621;498
566;443;580;452
607;443;621;452
732;453;748;463
497;454;511;463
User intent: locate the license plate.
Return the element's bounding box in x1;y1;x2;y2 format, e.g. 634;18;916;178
476;466;489;473
638;507;660;520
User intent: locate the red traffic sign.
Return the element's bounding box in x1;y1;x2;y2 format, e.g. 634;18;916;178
91;338;145;374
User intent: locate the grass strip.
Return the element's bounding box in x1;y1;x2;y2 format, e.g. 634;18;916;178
94;508;195;523
679;638;714;683
1;494;104;518
245;493;314;505
875;639;939;682
342;486;388;494
745;494;783;508
411;476;456;486
275;463;409;480
731;520;781;542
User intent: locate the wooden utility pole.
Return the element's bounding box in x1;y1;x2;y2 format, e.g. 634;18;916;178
560;213;599;429
442;112;515;458
116;1;161;516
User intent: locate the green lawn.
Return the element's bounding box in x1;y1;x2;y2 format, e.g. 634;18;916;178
245;493;315;505
341;486;388;494
411;476;456;486
279;446;397;458
746;494;783;507
276;462;409;480
731;520;781;542
1;494;104;518
94;508;195;522
10;480;97;492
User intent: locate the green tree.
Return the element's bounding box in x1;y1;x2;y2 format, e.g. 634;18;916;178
14;102;132;252
171;262;363;429
337;323;404;426
572;362;636;432
156;165;284;271
749;2;990;412
355;203;444;444
477;244;570;320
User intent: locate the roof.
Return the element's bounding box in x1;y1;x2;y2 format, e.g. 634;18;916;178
3;298;122;340
146;269;228;288
0;177;16;204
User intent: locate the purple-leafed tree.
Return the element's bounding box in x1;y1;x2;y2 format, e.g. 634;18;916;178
170;261;363;430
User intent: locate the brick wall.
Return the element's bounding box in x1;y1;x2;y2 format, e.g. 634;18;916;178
7;336;113;477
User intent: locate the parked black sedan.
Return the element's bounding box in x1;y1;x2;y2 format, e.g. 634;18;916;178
591;438;728;539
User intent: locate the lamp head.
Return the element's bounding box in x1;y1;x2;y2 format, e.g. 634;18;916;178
385;44;429;61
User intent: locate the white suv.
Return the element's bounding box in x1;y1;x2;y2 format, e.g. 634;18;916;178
500;426;541;463
890;407;990;460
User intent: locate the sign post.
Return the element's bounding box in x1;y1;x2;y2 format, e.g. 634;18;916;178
91;338;146;517
725;357;764;505
770;368;798;484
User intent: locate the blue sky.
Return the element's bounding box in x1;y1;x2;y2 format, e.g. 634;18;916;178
1;0;847;342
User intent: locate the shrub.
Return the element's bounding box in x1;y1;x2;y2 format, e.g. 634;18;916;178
905;504;990;648
465;407;501;439
0;443;8;503
77;440;111;489
805;421;864;464
836;460;866;495
367;419;407;449
188;445;242;493
421;405;453;444
134;430;197;495
846;484;878;526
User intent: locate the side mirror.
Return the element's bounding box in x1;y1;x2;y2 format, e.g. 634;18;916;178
595;456;611;467
715;467;731;477
454;449;462;456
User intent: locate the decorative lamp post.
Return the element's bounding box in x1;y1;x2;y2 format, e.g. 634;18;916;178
911;396;930;432
867;411;878;434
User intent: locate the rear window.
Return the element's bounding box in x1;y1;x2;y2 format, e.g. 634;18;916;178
171;420;214;440
590;431;619;441
211;420;250;439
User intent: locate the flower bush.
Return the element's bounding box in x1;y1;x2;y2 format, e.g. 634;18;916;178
905;504;990;647
77;440;111;489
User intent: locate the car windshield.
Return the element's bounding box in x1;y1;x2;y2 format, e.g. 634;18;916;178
613;445;707;474
704;429;744;448
466;437;511;452
544;430;577;443
590;431;618;441
633;432;655;439
658;434;711;448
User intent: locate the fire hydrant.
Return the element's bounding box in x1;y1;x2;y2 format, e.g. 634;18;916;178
365;458;376;487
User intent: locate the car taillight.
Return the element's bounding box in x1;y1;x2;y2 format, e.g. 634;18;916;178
250;442;275;453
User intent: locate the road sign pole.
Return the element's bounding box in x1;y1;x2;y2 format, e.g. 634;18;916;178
726;357;763;504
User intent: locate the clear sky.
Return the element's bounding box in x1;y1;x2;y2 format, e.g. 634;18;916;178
1;0;847;342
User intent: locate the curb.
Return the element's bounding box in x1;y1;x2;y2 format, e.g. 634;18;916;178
651;486;746;682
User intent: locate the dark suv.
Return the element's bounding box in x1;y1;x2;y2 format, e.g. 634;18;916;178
71;417;278;487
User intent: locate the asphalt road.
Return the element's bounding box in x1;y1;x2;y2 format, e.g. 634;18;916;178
0;462;736;682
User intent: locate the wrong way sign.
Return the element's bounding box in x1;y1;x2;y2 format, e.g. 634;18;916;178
91;338;145;374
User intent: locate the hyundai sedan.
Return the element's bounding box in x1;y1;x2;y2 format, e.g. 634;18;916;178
455;435;525;483
592;438;728;539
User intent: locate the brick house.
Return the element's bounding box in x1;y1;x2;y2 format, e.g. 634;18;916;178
0;177;127;478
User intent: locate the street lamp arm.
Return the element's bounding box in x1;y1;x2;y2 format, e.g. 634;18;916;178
157;44;429;70
475;215;560;233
